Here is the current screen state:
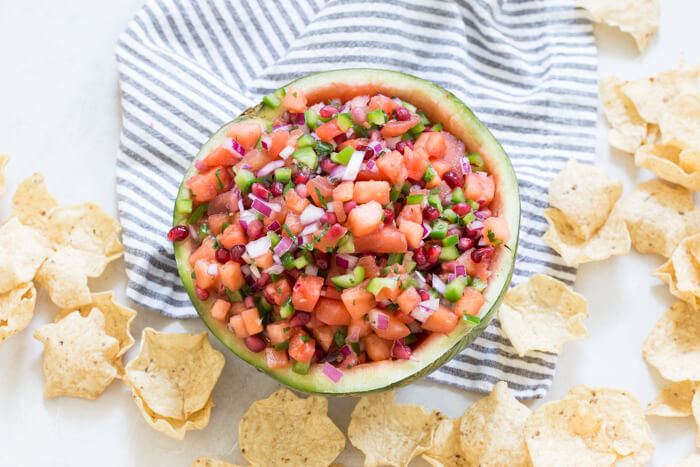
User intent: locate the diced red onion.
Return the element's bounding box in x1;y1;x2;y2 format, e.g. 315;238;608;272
329;165;346;181
267;221;281;232
279;145;295;159
478;236;490;248
467;220;484;231
260;136;271;150
251;198;272;217
376;312;389;331
249;193;281;213
264;264;285;275
455;265;466;277
246;236;271;258
342;150;364;181
294;112;306;125
366;159;376;170
207;263;218;276
304;264;318;276
241;264;251;277
432;275;447;295
420;295;439;311
391;338;412;360
461;157;472;174
335;254;358;270
385;136;401;149
273;124;292;131
408;320;423;334
392;97;403;106
273;236;294;256
250;264;261;279
340;344;352;357
369;141;383;155
223;137;245;156
257;159;285;177
448;273;455;282
346;326;361;342
323;362;343;383
411;306;434;323
272;254;281;264
422;222;432;239
413;271;427;287
300;204;325;225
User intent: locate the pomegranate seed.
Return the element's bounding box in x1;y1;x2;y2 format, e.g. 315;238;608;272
244;335;266;353
443;171;461;189
426;244;442;263
314;251;330;269
383;208;395;224
334;133;347;145
321;212;337;225
344;201;357;214
395;140;414;155
257;273;270;287
244;296;255;308
293;172;309;184
414;248;427;266
395;106;411;121
422;206;440;222
458;237;475;252
364;148;375;160
167;225;189;242
289;311;311;328
465;227;481;239
286;268;301;281
320;105;339;119
246;219;264;240
229;245;246;263
453;202;471;216
356;144;368;152
251;183;271;200
215;248;231;263
471;247;494;263
321;158;337;174
195;286;209;301
270;181;284;197
418;289;431;301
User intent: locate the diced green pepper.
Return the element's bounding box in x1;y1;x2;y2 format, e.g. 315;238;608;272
431;220;449;239
366;277;399;296
401;131;415;141
176;198;193;214
274;167;292;183
333;328;346;348
409;122;425;135
439;245;459;262
305;109;320;130
235;169;256;193
292;146;318;169
280;298;294;318
281;252;295;270
292;359;311;374
466;199;479;210
315;141;334;156
353;123;368;138
443;234;459;247
444;276;468;303
431;123;443;132
337;113;353;131
273;340;289;351
294;255;309;269
423;165;437;183
387;253;404;265
225;287;243;303
263;91;282;109
428;194;443;211
187;202;209;224
267;231;281;248
390;188;401;202
337;233;355;253
463;314;481;325
442;208;459;223
401;100;417;112
451;187;466;204
471;278;488;292
462;212;476;225
331;145;355;165
406;193;424;205
198;223;210;239
331;266;365;289
468;153;485;171
296;133;315;148
404;333;418;345
367;109;387;126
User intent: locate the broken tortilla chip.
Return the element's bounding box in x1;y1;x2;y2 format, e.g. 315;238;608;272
459;381;531;466
239;388;345;467
0;155;8;196
653;233;700;309
499;274;588;357
666;453;700;467
548;159;623;241
600;76;649;153
660;94;700;150
694;391;700;447
191;458;245;467
132;393;214;440
576;0;659;52
619;179;700;257
46;202;123;259
0;218;52;294
349;390;441;467
635;144;700;191
422;418;466;467
0;282;36;344
543;205;631;266
643;301;700;382
645;381;699;417
33;309;119;399
10;173;58;231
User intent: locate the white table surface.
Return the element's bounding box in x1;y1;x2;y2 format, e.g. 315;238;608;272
0;1;698;465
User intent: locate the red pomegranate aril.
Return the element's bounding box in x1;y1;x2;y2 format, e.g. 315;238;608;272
443;171;461;189
418;289;431;301
314;251;330;270
458;237;475;252
471;247;494;263
230;245;246;263
395;140;413;155
293;172;309;185
465;227;481;239
195;285;210;301
312;345;325;363
453;202;471;216
244;335;266;353
320;105;340;119
414;248;427;266
395;106;411;121
270;181;284;197
344;201;358;214
215;248;231;263
383;208;395;224
321;158;338;174
257;273;270;287
426;244;442;263
422;206;440;222
364;148;375;160
321;212;337;225
334;133;348;145
167;225;189;242
289;311;311;328
251;183;271;200
246;219;264;240
446;228;461;238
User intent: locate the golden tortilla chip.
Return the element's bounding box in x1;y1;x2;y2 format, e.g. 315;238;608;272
33;309;119;399
10;173;58;231
239;388;345;467
0;218;52;294
576;0;659;52
600;76;649;153
619;179;700;257
349;390;441;467
421;418;467;467
660;94;700;150
46;202;123;259
543;205;631;266
635;144;700;191
124;328;225;421
132;393;214;440
666;453;700;467
0;155;8;196
653;233;700;309
459;381;531;466
643;301;700;382
36;246;111;309
191;458;245;467
646;381;699;417
0;282;36;344
499;274;588;357
694;391;700;447
548;159;623;241
645;124;661;145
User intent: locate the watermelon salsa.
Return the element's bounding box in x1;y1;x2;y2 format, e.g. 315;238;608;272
168;87;510;382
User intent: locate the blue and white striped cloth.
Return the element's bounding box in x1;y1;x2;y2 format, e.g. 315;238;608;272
115;0;597;398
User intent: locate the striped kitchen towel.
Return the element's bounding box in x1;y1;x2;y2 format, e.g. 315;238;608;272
115;0;597;398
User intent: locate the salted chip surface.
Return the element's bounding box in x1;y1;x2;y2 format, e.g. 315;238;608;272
543;205;631;266
548;159;623;241
600;76;649;153
11;173;58;230
349;390;441;467
622;58;700;124
653;233;700;309
0;218;52;294
422;418;467;467
576;0;659;52
643;301;700;382
459;381;531;466
635;144;700;191
0;282;36;344
693;391;700;447
124;328;224;421
646;381;699;417
619;179;700;257
36;246;111;309
660;94;700;150
33;309;119;399
46;202;123;259
132;393;214;440
239;388;345;467
191;458;245;467
0;155;8;196
499;274;588;357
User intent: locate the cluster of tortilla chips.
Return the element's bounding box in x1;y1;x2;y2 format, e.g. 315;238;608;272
123;328;225;440
543;159;630;266
576;0;659;52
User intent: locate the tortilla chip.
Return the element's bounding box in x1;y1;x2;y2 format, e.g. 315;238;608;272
191;458;245;467
576;0;659;52
666;453;700;467
239;388;345;467
543;205;631;266
548;159;623;241
0;282;36;344
643;301;700;382
694;391;700;447
0;155;8;196
653;233;700;309
459;381;531;466
46;202;123;259
36;246;111;309
619;179;700;257
349;390;441;467
499;274;588;357
599;76;649;153
124;328;224;421
0;218;52;294
132;393;214;440
33;309;119;399
10;173;58;231
645;124;661;145
659;93;700;150
422;418;467;467
646;381;699;417
635;144;700;191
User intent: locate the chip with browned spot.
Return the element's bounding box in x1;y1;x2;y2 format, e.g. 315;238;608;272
11;173;58;231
